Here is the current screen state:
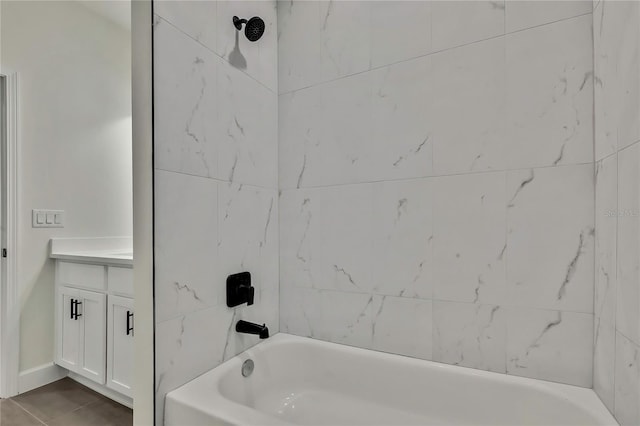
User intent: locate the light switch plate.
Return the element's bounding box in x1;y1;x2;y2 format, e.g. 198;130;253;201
32;209;64;228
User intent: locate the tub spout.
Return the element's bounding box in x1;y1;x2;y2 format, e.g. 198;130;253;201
236;320;269;339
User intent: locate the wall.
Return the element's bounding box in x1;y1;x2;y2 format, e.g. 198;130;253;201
152;1;278;423
1;1;133;373
592;1;640;424
132;0;155;424
279;1;595;387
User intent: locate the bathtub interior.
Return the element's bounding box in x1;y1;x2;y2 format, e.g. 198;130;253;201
211;335;612;426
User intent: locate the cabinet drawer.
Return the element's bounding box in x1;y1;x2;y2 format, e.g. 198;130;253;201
108;267;133;296
58;262;106;290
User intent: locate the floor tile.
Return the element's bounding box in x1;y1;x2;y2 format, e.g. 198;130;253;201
11;378;101;423
47;398;132;426
0;399;43;426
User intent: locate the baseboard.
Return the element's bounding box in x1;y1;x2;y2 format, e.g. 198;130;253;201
67;372;133;409
18;362;68;394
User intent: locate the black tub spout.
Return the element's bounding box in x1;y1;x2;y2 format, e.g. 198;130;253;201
236;320;269;339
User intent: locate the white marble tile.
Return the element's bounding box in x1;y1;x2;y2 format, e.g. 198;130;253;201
154;17;219;179
505;0;592;33
280;58;436;187
431;37;507;174
594;1;640;159
314;73;373;185
506;308;593;387
279;184;374;293
277;0;321;93
370;1;432;68
278;88;322;189
154;1;217;53
154;170;219;323
432;301;506;373
279;72;373;188
371;179;433;299
595;156;617;326
155;306;234;421
216;1;278;91
218;183;278;309
506;165;594;313
614;332;640;425
280;287;378;349
217;59;278;187
617;143;640;346
594;318;616;412
370;56;434;181
431;1;505;52
319;1;371;82
371;296;432;360
432;172;507;305
506;15;593;169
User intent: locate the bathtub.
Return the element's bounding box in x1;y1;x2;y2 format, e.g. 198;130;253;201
164;334;617;426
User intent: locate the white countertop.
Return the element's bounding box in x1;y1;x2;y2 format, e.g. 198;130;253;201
50;237;133;267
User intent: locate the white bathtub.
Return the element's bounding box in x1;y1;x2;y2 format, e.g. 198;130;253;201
164;334;617;426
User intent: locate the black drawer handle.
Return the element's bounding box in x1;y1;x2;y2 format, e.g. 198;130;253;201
72;300;82;320
126;311;134;336
70;298;74;319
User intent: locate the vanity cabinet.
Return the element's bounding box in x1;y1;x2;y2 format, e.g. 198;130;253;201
107;295;134;397
56;286;106;384
54;260;133;401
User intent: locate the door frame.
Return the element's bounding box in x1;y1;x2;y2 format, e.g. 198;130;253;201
1;72;20;398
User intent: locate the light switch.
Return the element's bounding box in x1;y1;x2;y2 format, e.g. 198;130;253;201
32;209;64;228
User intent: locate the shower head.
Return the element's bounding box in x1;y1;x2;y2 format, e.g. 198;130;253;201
233;16;265;42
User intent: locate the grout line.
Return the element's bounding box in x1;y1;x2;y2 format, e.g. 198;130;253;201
283;284;597;316
8;399;47;426
154;14;277;96
154;167;278;192
279;11;593;96
279;161;595;192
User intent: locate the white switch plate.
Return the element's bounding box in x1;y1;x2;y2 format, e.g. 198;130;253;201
32;209;64;228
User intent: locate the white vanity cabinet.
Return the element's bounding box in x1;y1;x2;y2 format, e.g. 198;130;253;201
54;259;133;402
107;295;134;397
56;286;107;384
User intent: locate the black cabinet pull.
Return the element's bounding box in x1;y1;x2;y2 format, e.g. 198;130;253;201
126;311;134;336
70;298;75;319
73;300;82;320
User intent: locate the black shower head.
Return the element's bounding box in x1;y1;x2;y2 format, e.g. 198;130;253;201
233;16;265;42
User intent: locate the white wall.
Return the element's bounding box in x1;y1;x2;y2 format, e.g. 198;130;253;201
278;0;595;387
593;1;640;424
132;0;155;424
152;1;278;424
1;1;132;373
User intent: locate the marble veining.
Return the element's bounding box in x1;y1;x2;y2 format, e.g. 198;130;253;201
506;308;592;387
592;2;640;422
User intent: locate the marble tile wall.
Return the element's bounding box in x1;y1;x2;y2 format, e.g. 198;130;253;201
152;1;278;424
593;2;640;424
279;0;596;388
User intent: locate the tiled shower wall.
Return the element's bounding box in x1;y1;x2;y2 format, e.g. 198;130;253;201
592;1;640;424
279;1;596;387
152;1;278;423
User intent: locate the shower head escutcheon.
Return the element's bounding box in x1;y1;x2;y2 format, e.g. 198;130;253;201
233;16;265;42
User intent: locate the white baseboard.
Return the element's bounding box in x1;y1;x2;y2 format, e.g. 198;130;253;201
68;372;133;409
18;362;68;394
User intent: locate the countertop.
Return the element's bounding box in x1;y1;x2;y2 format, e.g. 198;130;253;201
49;237;133;267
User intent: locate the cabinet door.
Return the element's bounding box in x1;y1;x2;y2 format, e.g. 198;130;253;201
56;287;81;371
77;289;107;384
107;295;134;397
